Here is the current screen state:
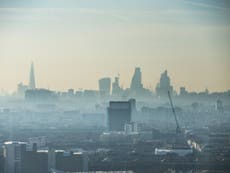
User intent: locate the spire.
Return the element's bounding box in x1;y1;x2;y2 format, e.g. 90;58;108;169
29;62;36;89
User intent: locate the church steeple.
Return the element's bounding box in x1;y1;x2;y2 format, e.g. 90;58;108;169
29;62;36;89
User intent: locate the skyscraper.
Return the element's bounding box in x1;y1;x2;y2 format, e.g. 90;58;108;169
29;62;36;89
3;141;27;173
130;67;143;95
112;76;122;96
155;70;173;97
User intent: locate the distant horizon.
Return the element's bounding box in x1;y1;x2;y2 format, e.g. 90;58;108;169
0;63;229;95
1;0;230;93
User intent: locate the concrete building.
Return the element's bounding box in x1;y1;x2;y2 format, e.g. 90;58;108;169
98;77;111;96
3;141;48;173
22;149;48;173
107;99;136;131
3;141;88;173
3;141;27;173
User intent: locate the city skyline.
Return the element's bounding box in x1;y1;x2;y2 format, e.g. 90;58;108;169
1;0;230;92
1;1;230;173
1;62;230;94
2;63;230;95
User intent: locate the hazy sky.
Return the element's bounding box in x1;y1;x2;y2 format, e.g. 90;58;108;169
0;0;230;93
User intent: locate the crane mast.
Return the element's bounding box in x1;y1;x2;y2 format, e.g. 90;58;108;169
168;91;181;134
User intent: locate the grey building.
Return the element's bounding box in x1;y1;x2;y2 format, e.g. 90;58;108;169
107;99;136;131
29;62;36;90
112;76;122;96
130;67;143;95
3;141;48;173
98;77;111;96
3;141;27;173
155;70;173;97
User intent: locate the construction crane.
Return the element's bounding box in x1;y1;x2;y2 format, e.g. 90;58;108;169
168;91;181;135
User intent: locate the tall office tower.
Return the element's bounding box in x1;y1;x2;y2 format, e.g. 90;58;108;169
112;76;122;96
98;77;111;96
107;99;136;131
29;62;36;89
130;67;143;95
155;70;173;97
3;141;27;173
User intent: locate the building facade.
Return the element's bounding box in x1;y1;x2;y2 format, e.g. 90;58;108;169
107;99;136;131
98;78;111;96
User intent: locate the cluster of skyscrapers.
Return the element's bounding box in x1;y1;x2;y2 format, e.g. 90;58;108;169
94;67;175;98
17;63;176;99
16;63;229;101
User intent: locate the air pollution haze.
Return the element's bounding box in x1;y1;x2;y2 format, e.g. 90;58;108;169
0;0;230;92
0;1;230;173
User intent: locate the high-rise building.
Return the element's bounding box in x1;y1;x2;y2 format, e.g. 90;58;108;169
112;76;122;96
29;62;36;89
130;67;143;95
98;77;111;96
107;99;136;131
3;141;27;173
155;70;173;97
3;141;88;173
3;141;48;173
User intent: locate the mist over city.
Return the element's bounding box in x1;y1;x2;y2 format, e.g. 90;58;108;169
0;0;230;173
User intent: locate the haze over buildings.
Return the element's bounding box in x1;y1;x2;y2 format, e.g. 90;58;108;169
29;62;36;90
1;1;230;173
10;63;230;100
0;0;230;92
